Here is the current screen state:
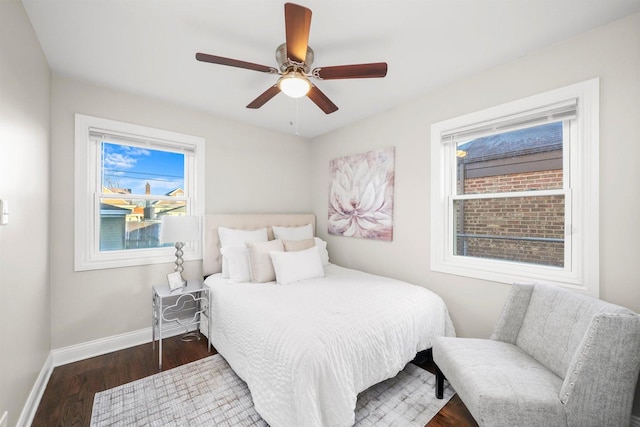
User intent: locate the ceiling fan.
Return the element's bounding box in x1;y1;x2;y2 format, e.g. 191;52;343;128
195;2;388;114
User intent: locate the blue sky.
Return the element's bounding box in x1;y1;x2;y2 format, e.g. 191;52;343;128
101;142;184;195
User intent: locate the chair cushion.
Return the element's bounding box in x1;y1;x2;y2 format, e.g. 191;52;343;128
433;336;566;426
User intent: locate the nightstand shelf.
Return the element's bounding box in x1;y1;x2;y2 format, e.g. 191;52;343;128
152;280;211;370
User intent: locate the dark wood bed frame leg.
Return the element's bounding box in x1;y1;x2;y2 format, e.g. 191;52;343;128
412;349;444;399
412;348;433;364
435;363;445;399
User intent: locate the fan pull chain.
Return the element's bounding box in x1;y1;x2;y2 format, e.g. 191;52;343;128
290;98;300;136
295;98;300;136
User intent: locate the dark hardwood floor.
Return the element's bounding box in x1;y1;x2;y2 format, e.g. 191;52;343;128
32;336;477;426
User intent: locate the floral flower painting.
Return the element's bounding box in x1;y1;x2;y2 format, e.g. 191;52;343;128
328;147;395;241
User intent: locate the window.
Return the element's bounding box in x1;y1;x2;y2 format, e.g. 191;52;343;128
75;114;205;271
430;79;599;297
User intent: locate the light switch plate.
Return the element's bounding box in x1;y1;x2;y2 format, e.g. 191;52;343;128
0;199;8;225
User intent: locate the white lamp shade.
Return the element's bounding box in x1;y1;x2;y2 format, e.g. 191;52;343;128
278;71;311;98
160;215;200;243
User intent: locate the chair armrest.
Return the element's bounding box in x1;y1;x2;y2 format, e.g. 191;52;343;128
490;283;535;343
561;313;640;426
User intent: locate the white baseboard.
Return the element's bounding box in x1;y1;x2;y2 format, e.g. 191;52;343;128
631;414;640;427
51;324;199;366
19;325;198;427
51;327;152;366
16;352;53;427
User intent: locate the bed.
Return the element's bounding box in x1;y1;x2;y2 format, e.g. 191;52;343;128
200;213;455;427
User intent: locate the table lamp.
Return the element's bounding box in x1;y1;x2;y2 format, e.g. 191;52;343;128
159;215;200;286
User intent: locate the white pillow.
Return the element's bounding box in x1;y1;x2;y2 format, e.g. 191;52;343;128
282;238;329;266
314;237;330;267
246;239;284;283
269;246;325;285
272;224;314;241
218;226;269;247
220;246;251;282
218;227;268;278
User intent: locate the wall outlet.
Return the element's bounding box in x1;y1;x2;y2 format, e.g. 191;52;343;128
0;411;7;427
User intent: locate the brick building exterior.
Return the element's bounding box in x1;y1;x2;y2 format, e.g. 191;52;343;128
455;122;565;267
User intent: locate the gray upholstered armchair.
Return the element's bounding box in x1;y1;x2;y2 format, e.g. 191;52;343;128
433;283;640;427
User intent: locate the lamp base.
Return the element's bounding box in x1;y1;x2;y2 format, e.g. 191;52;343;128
180;331;201;342
174;241;187;286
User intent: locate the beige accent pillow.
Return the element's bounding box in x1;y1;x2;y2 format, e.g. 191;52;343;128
246;239;284;283
283;238;315;252
218;227;268;278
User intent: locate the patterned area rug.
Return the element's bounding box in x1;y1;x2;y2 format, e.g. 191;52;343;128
91;354;454;426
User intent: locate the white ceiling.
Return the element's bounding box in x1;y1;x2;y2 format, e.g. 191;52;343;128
21;0;640;138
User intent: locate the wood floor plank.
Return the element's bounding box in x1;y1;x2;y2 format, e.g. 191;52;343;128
32;336;478;426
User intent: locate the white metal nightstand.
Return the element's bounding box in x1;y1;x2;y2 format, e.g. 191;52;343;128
152;280;211;370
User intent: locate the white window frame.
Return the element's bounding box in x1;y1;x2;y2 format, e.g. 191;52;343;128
430;78;599;297
74;114;205;271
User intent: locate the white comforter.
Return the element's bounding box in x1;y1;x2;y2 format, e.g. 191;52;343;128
203;264;455;427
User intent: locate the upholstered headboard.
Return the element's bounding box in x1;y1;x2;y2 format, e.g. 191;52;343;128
202;213;316;277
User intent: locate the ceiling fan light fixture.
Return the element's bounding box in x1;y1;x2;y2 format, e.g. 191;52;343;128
278;70;311;98
196;3;386;114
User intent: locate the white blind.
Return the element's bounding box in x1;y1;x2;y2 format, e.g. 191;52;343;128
89;128;196;154
441;98;577;144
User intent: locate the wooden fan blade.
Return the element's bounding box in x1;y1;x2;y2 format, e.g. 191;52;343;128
284;3;312;63
313;62;388;80
307;84;338;114
196;52;277;74
247;85;281;109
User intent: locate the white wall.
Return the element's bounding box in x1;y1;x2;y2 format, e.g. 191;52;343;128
311;12;640;415
49;74;312;349
0;0;51;425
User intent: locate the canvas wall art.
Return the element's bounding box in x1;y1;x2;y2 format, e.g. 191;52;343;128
328;147;395;241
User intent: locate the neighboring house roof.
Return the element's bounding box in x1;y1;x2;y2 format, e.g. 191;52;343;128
165;188;184;197
101;186;133;206
102;187;131;194
458;121;562;163
151;188;185;209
